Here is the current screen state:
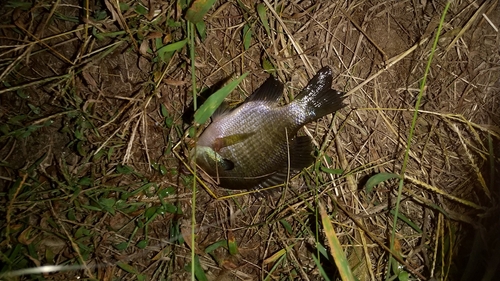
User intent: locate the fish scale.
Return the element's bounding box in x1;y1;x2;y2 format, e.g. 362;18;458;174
192;67;346;190
216;107;285;174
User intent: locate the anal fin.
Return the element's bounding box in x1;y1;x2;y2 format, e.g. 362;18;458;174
253;136;314;190
289;136;314;170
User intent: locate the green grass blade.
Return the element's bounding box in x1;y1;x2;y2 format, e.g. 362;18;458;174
365;173;400;194
243;24;252;50
387;1;451;278
193;72;248;125
312;254;332;281
204;240;227;254
187;255;208;281
257;3;271;36
195;21;207;41
185;0;217;23
319;202;355;281
389;209;422;234
158;39;187;53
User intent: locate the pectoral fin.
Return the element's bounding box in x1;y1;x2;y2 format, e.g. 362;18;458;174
213;132;255;151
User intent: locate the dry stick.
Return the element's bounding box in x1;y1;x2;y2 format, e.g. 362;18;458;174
0;74;71;95
0;48;33;82
142;84;167;171
359;229;376;280
260;232;274;280
339;7;388;62
400;186;478;226
5;172;28;245
442;111;490;154
84;0;90;39
2;265;91;278
30;110;78;125
123;112;142;164
73;23;92;66
109;0;138;51
141;112;152;171
345;36;430;97
333;125;356;192
48;202;95;279
335;202;427;280
14;24;74;65
430;213;441;278
262;0;315;77
154;52;177;89
0;27;85;60
445;1;488;52
479;1;499;32
40;0;61;36
440;216;447;280
276;231;311;281
348;21;365;71
0;33;90;95
316;119;343;196
435;63;477;88
79;40;124;61
364;90;422;165
405;175;486;210
99;89;144;130
450;123;490;198
357;108;500;140
93;126;121;156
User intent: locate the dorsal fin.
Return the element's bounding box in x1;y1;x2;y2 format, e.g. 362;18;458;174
211;101;230;121
246;75;284;103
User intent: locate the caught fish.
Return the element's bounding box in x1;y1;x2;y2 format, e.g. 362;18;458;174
192;66;345;190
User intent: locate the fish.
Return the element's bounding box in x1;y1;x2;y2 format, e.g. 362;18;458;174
192;66;345;190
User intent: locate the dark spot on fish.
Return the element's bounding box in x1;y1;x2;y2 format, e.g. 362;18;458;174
221;158;234;170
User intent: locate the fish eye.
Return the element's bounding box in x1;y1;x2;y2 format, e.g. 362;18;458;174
220;158;234;170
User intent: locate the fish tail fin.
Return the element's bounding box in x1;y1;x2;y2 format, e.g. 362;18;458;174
295;67;345;123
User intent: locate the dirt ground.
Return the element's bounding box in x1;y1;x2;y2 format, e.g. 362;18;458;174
1;0;499;280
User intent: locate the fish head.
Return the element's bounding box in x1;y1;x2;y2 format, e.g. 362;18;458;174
191;145;234;174
191;123;235;174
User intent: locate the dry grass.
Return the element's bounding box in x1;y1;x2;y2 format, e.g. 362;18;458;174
1;0;499;280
